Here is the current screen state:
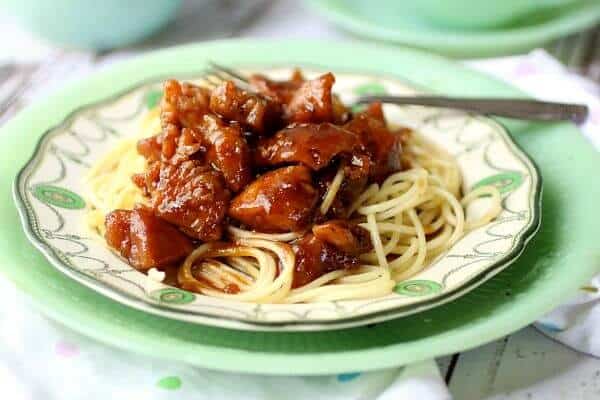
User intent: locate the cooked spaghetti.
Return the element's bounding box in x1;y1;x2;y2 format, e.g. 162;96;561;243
84;70;501;303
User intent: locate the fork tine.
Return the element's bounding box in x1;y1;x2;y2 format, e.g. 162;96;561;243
197;74;217;90
205;74;225;86
206;66;257;94
207;69;231;85
208;61;249;83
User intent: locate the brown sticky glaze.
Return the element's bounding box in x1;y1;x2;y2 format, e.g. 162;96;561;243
136;135;162;163
344;103;404;183
209;80;281;134
161;79;211;129
104;72;411;293
197;114;252;192
284;73;335;124
151;160;230;241
254;123;364;171
249;69;305;104
228;165;318;232
105;210;132;259
105;207;193;271
292;233;360;288
312;220;372;255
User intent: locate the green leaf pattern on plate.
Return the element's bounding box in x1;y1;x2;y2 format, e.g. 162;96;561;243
473;171;523;195
395;280;443;296
31;185;85;210
150;288;196;305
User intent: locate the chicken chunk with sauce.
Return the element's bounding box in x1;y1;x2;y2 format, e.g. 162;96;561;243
228;165;318;232
292;233;360;288
209;80;281;134
254;123;364;171
151;160;230;241
105;207;194;271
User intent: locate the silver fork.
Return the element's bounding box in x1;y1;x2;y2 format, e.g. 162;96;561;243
206;62;589;124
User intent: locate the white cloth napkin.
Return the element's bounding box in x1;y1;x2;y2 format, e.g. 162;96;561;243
1;44;599;399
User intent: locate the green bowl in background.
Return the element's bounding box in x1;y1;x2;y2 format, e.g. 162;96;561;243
1;0;182;50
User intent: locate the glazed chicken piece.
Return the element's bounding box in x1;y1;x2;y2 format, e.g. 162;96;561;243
151;160;230;241
132;161;161;196
209;80;281;134
157;80;211;163
344;103;404;183
250;70;348;124
160;79;211;129
312;220;372;255
133;128;207;195
137;135;162;163
228;165;318;232
105;207;194;271
254;123;364;171
292;233;360;288
197;114;252;192
249;69;305;104
284;72;335;124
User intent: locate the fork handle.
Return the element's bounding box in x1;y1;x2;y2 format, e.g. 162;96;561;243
356;96;589;124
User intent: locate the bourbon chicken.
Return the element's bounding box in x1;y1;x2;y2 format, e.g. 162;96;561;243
105;69;408;288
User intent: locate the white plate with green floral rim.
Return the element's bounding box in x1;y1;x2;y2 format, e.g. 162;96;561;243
14;67;541;331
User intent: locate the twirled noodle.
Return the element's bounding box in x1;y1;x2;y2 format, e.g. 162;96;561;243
84;108;502;303
83;108;158;235
227;225;304;242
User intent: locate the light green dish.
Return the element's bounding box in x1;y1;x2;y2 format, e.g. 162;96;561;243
307;0;600;57
0;0;183;50
13;67;540;331
1;40;599;374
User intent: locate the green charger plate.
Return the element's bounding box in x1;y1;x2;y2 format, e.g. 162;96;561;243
2;40;599;375
307;0;600;57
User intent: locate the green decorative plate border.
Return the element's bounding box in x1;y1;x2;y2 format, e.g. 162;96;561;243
1;40;598;374
13;64;541;331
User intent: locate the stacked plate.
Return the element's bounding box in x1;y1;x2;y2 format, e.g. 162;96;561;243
2;40;598;374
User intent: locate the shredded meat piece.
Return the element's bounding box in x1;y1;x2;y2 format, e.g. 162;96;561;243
161;79;211;129
137;135;162;163
331;93;351;124
151;160;230;241
197;114;252;192
228;165;318;232
132;161;161;196
344;103;404;183
250;71;344;124
209;80;281;134
254;123;363;170
312;220;372;255
284;73;335;124
292;233;359;288
105;207;194;271
155;80;212;165
249;69;305;104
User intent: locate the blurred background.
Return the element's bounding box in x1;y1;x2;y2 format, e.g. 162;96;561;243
0;0;597;127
